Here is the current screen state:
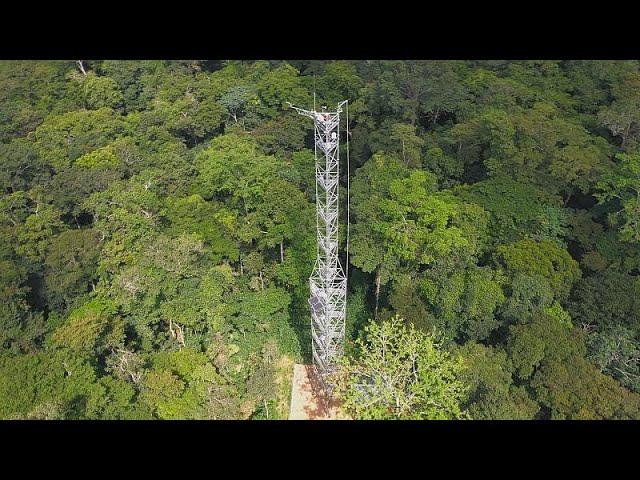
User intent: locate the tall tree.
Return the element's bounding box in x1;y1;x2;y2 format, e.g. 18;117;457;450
335;316;468;420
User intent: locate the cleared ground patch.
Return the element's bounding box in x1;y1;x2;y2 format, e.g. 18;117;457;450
288;364;347;420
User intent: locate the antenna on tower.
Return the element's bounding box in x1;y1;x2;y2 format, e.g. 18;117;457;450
288;99;348;393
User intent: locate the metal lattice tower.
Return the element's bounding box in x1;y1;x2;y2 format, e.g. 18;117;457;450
288;100;348;388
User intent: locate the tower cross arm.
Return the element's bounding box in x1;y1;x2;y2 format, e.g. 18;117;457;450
336;100;348;113
286;102;317;119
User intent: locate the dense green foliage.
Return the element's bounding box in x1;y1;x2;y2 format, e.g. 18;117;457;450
1;60;639;419
335;316;467;419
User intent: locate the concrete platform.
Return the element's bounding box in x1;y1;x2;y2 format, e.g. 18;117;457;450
288;364;345;420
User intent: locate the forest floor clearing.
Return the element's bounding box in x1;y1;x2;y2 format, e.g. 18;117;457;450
288;364;348;419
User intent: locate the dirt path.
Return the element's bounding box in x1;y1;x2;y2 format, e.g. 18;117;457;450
288;364;345;420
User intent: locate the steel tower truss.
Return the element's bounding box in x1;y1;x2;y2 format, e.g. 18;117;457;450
289;101;348;387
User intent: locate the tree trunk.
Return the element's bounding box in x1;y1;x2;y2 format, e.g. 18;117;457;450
402;139;407;165
280;241;284;263
564;193;572;207
374;270;381;320
76;60;87;76
431;108;441;127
